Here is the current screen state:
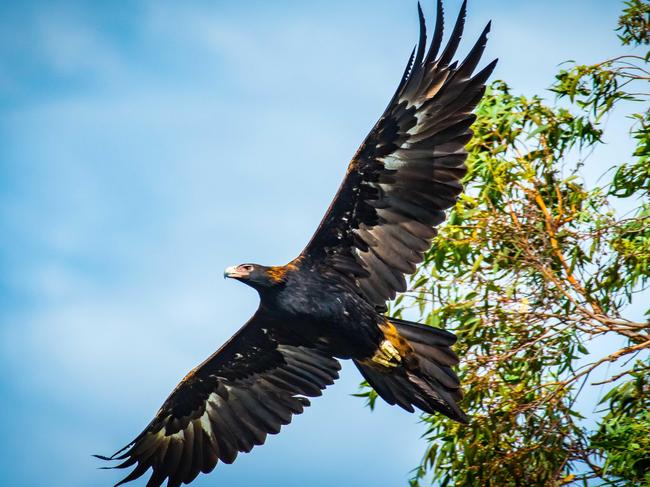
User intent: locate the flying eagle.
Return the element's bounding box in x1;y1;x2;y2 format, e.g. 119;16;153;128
98;1;496;485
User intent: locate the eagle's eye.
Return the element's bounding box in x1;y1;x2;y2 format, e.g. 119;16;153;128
240;264;254;272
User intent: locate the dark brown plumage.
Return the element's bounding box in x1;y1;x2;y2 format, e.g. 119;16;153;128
97;2;496;485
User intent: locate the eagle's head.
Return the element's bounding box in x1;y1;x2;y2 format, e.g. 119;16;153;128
224;263;288;290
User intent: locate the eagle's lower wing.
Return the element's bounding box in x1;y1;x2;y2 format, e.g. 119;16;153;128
298;0;496;309
97;312;340;487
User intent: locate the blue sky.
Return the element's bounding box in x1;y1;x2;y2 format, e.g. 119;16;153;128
0;0;640;486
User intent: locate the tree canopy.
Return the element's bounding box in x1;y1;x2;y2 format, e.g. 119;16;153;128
359;1;650;485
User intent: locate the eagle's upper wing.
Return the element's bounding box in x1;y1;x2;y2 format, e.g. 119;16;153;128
298;1;496;309
97;312;340;487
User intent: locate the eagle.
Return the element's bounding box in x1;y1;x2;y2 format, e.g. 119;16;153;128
97;1;496;485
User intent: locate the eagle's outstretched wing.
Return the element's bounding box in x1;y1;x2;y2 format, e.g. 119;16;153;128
299;0;496;309
97;312;340;487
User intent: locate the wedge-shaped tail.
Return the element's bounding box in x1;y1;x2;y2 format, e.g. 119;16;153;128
355;318;467;423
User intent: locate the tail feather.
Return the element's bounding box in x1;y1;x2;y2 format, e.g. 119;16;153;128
356;359;416;413
389;317;457;347
410;340;459;366
355;318;468;423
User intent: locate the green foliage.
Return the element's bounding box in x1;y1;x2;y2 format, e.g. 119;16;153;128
360;4;650;486
591;361;650;485
617;0;650;47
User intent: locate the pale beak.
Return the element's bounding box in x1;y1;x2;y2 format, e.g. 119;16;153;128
224;265;244;279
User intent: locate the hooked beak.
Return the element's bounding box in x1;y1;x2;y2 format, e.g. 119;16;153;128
224;265;245;280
